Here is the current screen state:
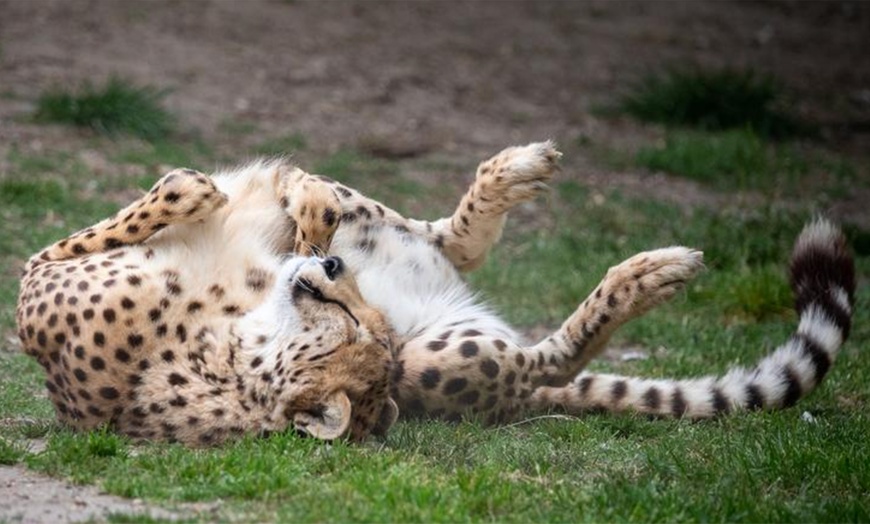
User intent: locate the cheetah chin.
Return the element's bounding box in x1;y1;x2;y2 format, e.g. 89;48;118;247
17;142;855;446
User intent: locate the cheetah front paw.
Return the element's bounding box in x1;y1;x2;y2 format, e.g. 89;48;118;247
149;168;228;221
282;171;342;256
473;141;561;213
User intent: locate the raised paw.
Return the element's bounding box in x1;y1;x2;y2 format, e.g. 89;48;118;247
148;168;228;221
601;247;704;318
472;140;561;213
282;170;342;256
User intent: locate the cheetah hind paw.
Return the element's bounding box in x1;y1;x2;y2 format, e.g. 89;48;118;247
602;247;705;320
476;140;562;211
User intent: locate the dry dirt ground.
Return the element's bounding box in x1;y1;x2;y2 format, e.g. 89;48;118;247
1;1;869;521
0;465;183;522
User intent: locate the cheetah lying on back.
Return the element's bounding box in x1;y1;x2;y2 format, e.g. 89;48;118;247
17;142;856;446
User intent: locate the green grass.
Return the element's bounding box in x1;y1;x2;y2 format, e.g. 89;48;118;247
621;67;809;139
0;140;867;522
34;77;175;141
635;129;786;189
631;129;864;194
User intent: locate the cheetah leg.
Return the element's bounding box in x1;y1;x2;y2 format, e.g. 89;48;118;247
392;247;703;424
527;219;855;420
25;168;227;271
526;247;704;387
277;167;342;256
305;142;558;270
403;141;560;271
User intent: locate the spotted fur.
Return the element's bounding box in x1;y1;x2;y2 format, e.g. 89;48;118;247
17;142;856;446
17;166;395;445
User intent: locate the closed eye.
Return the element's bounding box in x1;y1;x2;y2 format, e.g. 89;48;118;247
293;278;359;326
295;277;323;299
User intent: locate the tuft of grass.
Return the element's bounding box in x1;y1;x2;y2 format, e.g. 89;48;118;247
697;266;794;323
0;438;26;465
26;429;129;484
622;67;809;139
636;129;766;188
34;77;175;141
635;129;809;190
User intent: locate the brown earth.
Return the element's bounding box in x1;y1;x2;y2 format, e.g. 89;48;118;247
1;0;868;521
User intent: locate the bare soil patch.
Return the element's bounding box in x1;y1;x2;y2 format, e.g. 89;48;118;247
0;465;181;523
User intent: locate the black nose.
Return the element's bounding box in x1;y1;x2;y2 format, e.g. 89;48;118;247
322;256;343;280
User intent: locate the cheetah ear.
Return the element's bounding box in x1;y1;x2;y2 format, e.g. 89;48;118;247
372;397;399;436
293;390;351;440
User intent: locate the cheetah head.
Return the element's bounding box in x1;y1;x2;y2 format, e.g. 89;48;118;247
247;256;397;442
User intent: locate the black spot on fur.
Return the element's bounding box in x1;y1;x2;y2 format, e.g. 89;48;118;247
459;340;479;358
746;384;764;410
336;186;353;198
427;340;447;352
443;377;467;395
187;301;203;313
643;387;661;410
104;238;123;249
796;333;831;386
420;368;441;389
671;388;687;417
99;386;120;400
611;381;627;402
479;359;499;379
711;388;729;414
458;390;480;405
782;366;802;408
322;208;337;227
578;376;594;396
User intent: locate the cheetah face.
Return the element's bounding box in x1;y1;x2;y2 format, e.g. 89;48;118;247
272;256;396;441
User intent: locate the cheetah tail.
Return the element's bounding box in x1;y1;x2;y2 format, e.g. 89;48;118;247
529;218;856;418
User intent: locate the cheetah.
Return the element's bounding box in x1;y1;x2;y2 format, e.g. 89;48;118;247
17;142;856;445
